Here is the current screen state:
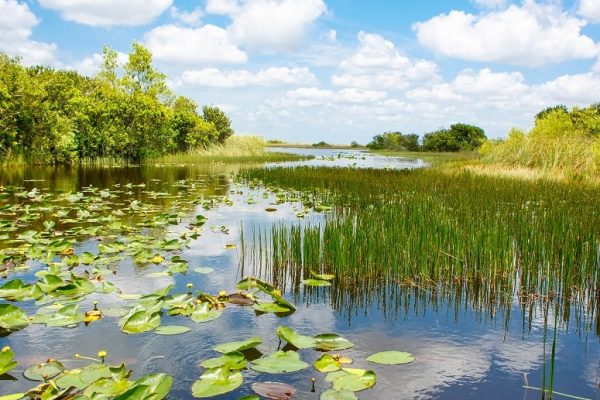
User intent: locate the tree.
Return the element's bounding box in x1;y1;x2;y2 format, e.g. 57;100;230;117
203;105;234;143
367;132;421;151
421;124;486;152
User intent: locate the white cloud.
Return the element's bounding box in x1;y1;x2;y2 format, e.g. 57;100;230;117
179;67;317;88
145;24;247;65
227;0;327;51
536;72;600;104
205;0;241;15
413;1;599;66
170;6;203;26
0;0;56;65
331;32;439;90
286;87;387;105
471;0;506;8
71;51;128;76
578;0;600;22
38;0;172;27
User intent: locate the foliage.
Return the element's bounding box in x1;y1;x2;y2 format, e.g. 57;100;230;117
422;123;486;152
482;104;600;174
0;45;233;164
367;132;419;151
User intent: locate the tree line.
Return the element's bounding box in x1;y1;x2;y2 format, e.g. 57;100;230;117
0;43;233;164
367;123;486;152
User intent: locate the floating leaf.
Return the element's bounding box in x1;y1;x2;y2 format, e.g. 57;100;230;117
238;396;260;400
200;352;246;370
155;325;191;335
328;369;376;392
314;334;354;351
302;279;331;287
0;347;17;375
0;304;29;331
366;351;415;365
320;389;358;400
310;270;335;281
227;293;254;306
213;337;262;354
315;354;342;372
275;326;316;349
114;373;172;400
45;304;84;327
252;382;297;400
24;360;64;381
191;367;243;398
253;302;292;314
191;302;222;324
122;310;161;334
250;351;309;374
79;363;112;384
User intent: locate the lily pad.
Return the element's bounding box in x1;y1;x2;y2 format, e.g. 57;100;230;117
250;351;309;374
253;302;292;314
366;351;415;365
320;389;358;400
314;334;354;351
315;354;342;372
0;304;29;331
191;302;222;324
328;368;376;392
213;336;262;354
302;279;331;287
191;367;243;398
275;326;316;349
0;347;17;375
155;325;191;335
122;310;161;334
200;352;247;370
252;382;297;400
310;270;335;281
24;360;65;381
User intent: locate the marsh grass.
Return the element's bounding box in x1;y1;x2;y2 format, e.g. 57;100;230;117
240;166;600;334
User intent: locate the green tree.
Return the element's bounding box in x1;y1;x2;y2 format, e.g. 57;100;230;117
203;105;234;143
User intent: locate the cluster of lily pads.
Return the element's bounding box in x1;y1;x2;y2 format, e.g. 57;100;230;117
190;324;415;399
0;347;172;400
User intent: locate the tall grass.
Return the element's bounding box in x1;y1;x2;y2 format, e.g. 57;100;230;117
240;166;600;334
155;135;309;164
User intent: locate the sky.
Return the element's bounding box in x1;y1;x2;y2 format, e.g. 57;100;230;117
2;0;600;143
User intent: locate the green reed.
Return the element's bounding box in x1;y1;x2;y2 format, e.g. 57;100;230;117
240;166;600;334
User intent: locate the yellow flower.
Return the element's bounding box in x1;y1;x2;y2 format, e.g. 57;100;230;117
74;353;81;359
187;283;193;289
218;290;227;297
1;346;10;352
98;350;107;358
273;289;282;297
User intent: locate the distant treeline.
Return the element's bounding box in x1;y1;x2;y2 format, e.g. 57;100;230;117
0;43;233;164
367;123;486;152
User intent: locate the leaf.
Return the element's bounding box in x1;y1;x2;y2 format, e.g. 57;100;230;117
252;382;297;400
122;310;161;334
191;302;222;324
24;360;64;381
302;279;331;287
213;336;262;354
0;348;17;375
155;325;191;335
314;334;354;351
80;252;96;265
320;389;358;400
0;394;26;400
309;270;335;281
366;351;415;365
328;369;376;392
200;352;247;370
227;293;254;306
191;367;243;398
275;326;316;349
315;354;341;372
0;304;29;331
45;304;84;327
250;351;309;374
253;302;292;314
79;363;112;384
238;396;260;400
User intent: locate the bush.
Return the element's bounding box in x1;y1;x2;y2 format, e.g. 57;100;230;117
422;124;486;152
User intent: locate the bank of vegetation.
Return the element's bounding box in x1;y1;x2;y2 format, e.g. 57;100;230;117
0;44;235;164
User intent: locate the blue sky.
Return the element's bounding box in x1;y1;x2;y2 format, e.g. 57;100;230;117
2;0;600;143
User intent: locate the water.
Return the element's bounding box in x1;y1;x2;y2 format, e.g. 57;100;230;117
0;152;598;400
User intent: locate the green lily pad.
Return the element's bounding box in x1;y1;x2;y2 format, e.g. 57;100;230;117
250;351;309;374
302;279;331;287
320;389;358;400
114;373;172;400
0;279;34;301
122;310;161;334
191;367;243;398
253;302;292;314
327;368;376;392
0;304;29;331
0;394;26;400
45;304;84;327
0;347;17;375
213;336;262;354
155;325;191;335
200;352;247;370
366;351;415;365
315;354;341;372
79;363;112;384
314;334;354;351
238;396;260;400
275;326;316;349
310;270;335;281
191;302;222;324
24;360;65;381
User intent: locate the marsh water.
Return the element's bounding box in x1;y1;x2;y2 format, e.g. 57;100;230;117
0;149;598;400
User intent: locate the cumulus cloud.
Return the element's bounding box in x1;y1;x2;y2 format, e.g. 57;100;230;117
170;6;203;26
0;0;56;65
286;87;387;105
38;0;172;27
226;0;327;51
331;31;439;90
578;0;600;22
205;0;241;15
144;24;247;65
536;72;600;104
471;0;506;8
179;67;317;88
413;1;599;66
